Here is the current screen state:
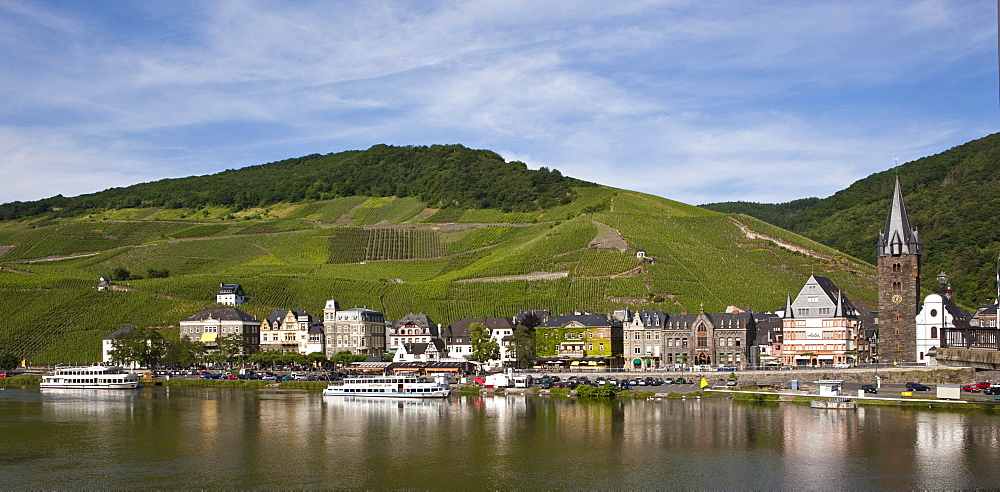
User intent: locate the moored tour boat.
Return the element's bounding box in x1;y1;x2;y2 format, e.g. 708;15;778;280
40;363;143;389
323;375;450;398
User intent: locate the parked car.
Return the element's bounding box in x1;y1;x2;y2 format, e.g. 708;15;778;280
962;384;981;393
984;386;1000;395
725;379;738;387
974;381;992;390
200;373;221;379
675;377;686;384
861;384;878;394
832;363;851;369
281;375;295;381
262;374;278;382
663;377;674;384
0;371;18;377
905;382;930;391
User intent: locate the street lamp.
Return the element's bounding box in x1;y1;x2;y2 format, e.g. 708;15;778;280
937;272;950;293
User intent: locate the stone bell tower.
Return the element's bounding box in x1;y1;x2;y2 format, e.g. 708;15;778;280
876;177;922;363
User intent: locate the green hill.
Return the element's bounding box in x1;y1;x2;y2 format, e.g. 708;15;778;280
703;132;1000;308
0;146;878;364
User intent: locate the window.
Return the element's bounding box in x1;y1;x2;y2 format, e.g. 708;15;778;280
635;347;641;354
892;263;902;273
892;282;902;292
930;326;937;338
697;336;708;347
930;309;938;317
735;338;741;347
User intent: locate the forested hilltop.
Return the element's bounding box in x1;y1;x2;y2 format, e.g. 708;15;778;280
703;132;1000;308
0;144;590;219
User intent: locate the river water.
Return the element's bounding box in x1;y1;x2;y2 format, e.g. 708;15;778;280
1;387;998;489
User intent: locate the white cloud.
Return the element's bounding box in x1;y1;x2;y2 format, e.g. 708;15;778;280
0;0;995;205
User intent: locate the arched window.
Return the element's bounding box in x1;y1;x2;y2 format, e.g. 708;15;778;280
892;282;902;292
892;263;902;273
930;326;937;339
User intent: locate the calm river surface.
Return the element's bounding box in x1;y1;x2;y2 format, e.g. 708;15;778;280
2;387;1000;489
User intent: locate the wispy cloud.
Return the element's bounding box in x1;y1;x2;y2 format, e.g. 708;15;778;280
0;0;994;205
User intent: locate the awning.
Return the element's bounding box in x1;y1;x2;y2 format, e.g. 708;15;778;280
633;359;642;365
570;361;580;366
818;355;834;360
200;333;217;342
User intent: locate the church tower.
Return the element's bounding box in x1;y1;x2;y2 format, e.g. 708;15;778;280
877;177;922;363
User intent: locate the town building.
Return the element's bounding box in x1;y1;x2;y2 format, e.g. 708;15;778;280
536;311;622;367
260;310;324;355
102;325;136;365
781;276;859;367
444;317;516;365
216;283;248;306
752;311;783;367
440;321;472;360
179;306;260;353
322;299;386;357
877;178;922;363
388;313;439;353
623;310;667;370
393;339;447;363
663;308;754;368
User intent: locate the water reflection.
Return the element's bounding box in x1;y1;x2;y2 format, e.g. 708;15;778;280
1;388;999;489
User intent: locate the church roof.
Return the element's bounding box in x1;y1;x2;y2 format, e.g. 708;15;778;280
877;177;922;257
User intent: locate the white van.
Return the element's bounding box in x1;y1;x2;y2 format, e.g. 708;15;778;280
511;375;533;388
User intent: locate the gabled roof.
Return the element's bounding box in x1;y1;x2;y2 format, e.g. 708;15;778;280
266;309;310;325
811;276;858;316
184;306;258;323
540;312;612;328
393;313;437;332
104;325;136;340
665;311;753;330
217;283;245;295
514;310;551;325
403;339;445;355
877;177;921;257
636;310;668;328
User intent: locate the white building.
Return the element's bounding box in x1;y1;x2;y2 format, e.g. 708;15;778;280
216;284;248;306
915;291;972;365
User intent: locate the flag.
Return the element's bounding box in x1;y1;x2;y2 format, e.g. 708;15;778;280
700;378;709;389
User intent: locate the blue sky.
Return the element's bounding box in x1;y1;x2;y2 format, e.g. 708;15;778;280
0;0;996;206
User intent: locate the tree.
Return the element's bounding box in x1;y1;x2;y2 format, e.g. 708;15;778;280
108;327;166;368
306;352;329;369
512;313;540;368
215;334;248;368
162;338;205;368
110;267;132;281
0;352;19;371
469;322;500;365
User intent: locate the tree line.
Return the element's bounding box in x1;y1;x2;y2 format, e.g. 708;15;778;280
0;144;592;220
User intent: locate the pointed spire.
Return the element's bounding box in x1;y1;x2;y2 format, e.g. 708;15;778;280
836;290;843;317
784;293;793;319
877;177;922;257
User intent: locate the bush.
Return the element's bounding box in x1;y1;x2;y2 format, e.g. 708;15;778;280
574;383;621;398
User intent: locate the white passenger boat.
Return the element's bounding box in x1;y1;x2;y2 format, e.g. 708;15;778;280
40;363;143;389
322;375;450;398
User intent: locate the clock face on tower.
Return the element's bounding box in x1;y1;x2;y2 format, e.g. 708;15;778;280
892;294;902;304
